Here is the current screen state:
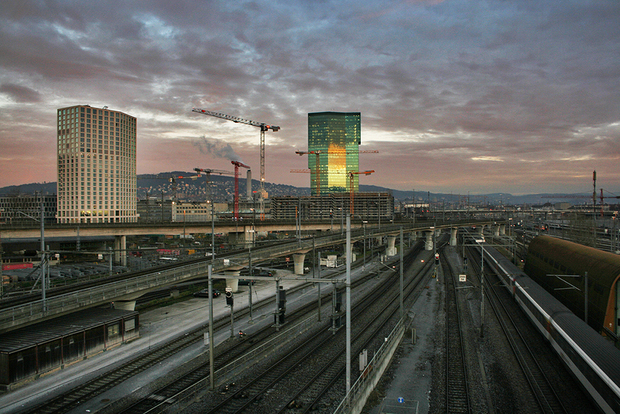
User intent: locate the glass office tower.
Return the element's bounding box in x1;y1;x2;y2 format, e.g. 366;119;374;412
57;105;137;223
307;112;361;195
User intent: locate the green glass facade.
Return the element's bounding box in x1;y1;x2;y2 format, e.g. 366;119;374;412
307;112;361;196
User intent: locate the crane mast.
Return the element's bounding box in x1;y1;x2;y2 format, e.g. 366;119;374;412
192;108;280;211
349;170;375;215
193;168;233;202
231;161;251;220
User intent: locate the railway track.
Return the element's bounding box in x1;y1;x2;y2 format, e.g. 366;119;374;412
466;244;568;414
442;250;472;413
194;244;431;414
279;248;436;414
18;252;398;414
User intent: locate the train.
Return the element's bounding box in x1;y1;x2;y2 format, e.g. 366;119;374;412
478;236;620;414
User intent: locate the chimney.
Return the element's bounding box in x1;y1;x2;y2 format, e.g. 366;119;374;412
247;170;252;200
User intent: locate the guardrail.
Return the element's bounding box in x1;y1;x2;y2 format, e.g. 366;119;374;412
333;316;409;414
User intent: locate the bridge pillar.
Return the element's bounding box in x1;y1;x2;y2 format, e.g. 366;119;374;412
493;225;500;237
450;228;458;246
478;225;485;238
114;235;127;266
500;224;506;235
425;231;433;251
293;253;306;275
386;236;397;256
225;270;240;292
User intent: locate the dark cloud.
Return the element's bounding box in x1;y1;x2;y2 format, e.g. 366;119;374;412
0;83;41;102
0;0;619;194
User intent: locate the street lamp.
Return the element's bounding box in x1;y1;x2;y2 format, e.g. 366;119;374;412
474;237;486;338
16;193;47;311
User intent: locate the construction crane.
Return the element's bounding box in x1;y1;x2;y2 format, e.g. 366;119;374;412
349;170;375;215
193;167;233;202
191;108;280;202
231;161;251;220
295;150;378;195
540;171;620;217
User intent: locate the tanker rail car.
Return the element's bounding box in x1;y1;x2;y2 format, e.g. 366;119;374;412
474;239;620;414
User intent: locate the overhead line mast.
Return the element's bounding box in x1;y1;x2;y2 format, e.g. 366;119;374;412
191;108;280;218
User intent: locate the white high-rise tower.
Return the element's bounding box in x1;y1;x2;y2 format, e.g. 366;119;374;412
57;105;137;223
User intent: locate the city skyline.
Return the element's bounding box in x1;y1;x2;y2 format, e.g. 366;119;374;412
1;1;619;196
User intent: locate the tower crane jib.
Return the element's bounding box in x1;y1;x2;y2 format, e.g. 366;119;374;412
191;108;280;199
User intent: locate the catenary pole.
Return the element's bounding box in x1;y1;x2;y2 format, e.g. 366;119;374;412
346;214;352;395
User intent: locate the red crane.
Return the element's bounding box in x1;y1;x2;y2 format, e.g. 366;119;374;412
192;108;280;200
231;161;251;220
349;170;375;215
295;150;378;196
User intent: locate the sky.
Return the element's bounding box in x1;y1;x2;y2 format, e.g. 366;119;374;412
1;0;619;196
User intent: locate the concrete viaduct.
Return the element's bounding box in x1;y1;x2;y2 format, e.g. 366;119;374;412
0;219;502;333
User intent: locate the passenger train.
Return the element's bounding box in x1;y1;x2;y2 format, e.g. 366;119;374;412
478;236;620;414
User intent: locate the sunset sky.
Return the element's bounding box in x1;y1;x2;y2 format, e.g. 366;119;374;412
1;0;619;195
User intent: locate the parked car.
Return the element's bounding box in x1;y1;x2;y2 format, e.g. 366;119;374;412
193;289;221;298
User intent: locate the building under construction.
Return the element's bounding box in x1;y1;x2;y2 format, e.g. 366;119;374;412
271;193;394;221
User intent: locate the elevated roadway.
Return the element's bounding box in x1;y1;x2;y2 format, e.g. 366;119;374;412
0;219;494;333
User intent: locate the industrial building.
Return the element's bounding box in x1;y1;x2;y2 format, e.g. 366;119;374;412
0;194;57;225
307;112;361;195
57;105;137;223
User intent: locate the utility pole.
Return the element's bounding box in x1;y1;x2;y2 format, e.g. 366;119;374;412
412;188;415;228
39;194;46;312
480;241;485;338
400;227;404;319
317;250;322;322
345;214;352;396
208;265;214;389
248;246;253;321
363;224;366;269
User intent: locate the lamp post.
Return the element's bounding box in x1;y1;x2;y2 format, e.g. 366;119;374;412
400;227;404;319
472;237;486;338
17;194;47;311
363;222;366;269
208;264;214;389
345;214;351;395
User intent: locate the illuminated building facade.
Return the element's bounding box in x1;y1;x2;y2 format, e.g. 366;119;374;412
307;112;361;195
57;105;137;223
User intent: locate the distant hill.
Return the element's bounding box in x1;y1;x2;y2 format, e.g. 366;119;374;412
0;182;57;196
0;174;601;207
